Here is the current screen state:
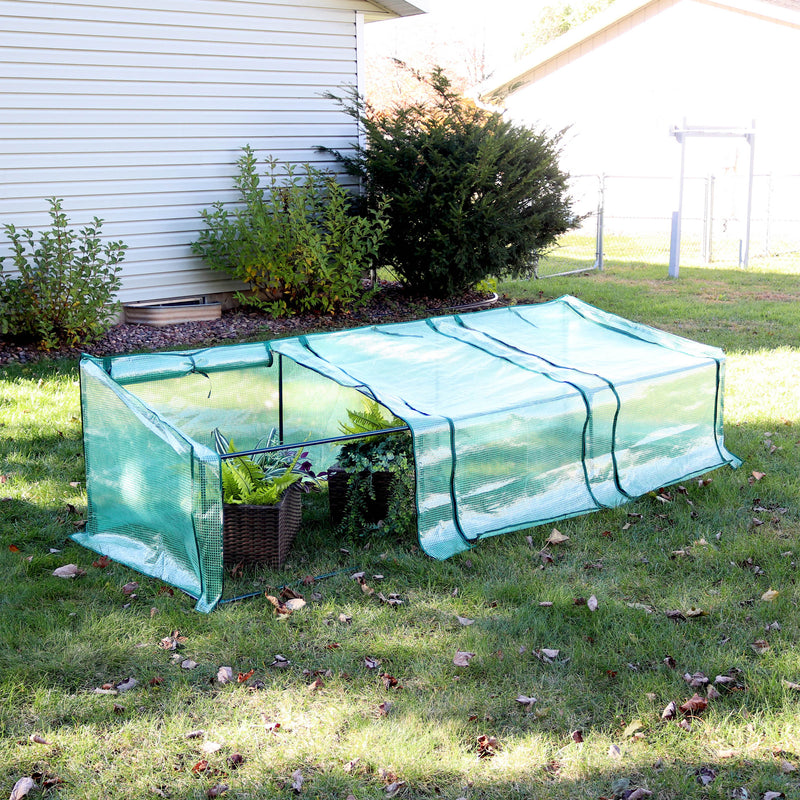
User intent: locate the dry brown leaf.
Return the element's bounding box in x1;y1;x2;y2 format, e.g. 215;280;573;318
290;769;303;793
217;666;234;684
706;684;721;700
683;671;709;688
207;785;229;798
761;588;780;602
782;679;800;690
456;615;475;626
751;470;766;481
270;654;290;668
587;595;598;612
181;659;198;670
661;701;677;720
122;581;139;595
751;639;770;654
52;564;85;579
679;693;708;715
9;777;35;800
200;741;224;755
116;677;138;692
684;607;708;618
627;789;653;800
308;677;324;692
515;694;537;708
385;781;406;797
364;656;382;670
571;729;584;743
29;734;49;745
608;744;622;759
546;528;570;545
453;650;476;667
539;601;553;607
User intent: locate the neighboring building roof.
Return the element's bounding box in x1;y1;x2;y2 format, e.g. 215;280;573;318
482;0;800;101
364;0;429;22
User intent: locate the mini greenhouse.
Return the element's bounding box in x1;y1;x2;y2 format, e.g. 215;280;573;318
75;296;741;611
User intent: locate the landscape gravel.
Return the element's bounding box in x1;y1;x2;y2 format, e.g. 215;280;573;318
0;283;504;367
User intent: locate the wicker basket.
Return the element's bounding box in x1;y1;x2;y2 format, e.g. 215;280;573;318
328;466;394;527
222;482;302;568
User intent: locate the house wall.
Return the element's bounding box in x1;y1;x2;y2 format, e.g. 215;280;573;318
499;0;800;181
1;0;380;304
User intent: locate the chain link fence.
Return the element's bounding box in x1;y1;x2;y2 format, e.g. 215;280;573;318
535;173;800;277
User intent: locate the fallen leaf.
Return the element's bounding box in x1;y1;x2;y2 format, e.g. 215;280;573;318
52;564;85;579
782;679;800;690
516;694;537;708
181;659;198;670
338;613;352;624
237;669;255;683
679;693;708;715
623;719;643;738
207;785;229;798
122;581;139;595
538;601;553;607
627;789;653;800
343;758;360;774
608;743;622;759
9;777;35;800
751;639;770;654
376;701;392;716
661;701;677;720
762;793;785;800
706;684;721;700
751;470;766;481
456;615;475;626
546;528;570;545
534;648;561;663
684;607;708;618
453;651;476;667
217;666;234;684
665;609;686;622
284;598;306;612
116;677;138;692
308;677;324;692
684;671;709;688
571;729;583;743
92;555;111;568
200;741;224;755
695;766;717;786
587;595;598;611
761;588;780;602
627;602;655;613
385;781;406;797
191;760;209;775
718;748;738;758
185;730;206;739
778;760;797;773
477;734;500;758
270;654;290;668
290;769;303;793
364;656;382;670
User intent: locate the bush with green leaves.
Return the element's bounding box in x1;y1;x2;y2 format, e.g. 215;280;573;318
0;198;126;348
326;68;577;297
192;146;389;317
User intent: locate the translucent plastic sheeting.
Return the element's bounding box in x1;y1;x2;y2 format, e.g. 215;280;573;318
76;296;740;610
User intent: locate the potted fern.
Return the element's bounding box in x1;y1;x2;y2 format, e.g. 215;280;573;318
329;400;412;529
212;428;322;568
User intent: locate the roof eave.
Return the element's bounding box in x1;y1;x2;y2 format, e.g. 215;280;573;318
363;0;429;22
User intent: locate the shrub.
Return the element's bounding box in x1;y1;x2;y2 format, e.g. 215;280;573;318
192;146;389;317
0;198;126;348
326;68;577;297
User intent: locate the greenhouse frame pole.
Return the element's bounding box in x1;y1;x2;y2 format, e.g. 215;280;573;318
669;120;756;276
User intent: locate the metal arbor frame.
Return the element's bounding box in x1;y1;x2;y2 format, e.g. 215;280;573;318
668;120;756;277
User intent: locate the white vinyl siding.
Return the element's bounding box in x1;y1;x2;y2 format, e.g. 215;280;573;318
0;0;374;303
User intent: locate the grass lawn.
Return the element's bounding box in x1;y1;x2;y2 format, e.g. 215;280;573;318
2;260;800;799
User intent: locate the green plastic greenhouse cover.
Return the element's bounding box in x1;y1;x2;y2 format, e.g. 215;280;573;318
75;296;740;611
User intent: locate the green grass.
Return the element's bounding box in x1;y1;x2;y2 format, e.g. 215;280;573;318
2;261;800;799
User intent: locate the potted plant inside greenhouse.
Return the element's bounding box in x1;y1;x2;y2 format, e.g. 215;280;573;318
212;428;323;568
328;401;414;533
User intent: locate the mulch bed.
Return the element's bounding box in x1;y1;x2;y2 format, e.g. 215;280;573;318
0;283;516;367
